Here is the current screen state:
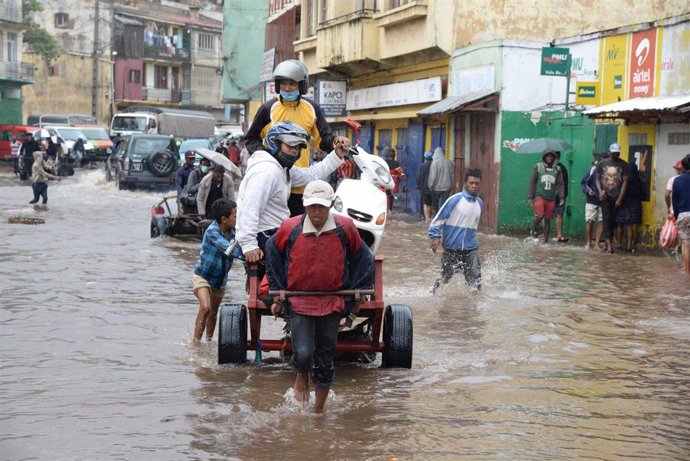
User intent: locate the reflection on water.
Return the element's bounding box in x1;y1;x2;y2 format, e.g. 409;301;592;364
1;165;690;460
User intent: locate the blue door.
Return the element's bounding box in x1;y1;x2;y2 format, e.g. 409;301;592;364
405;122;425;215
430;125;447;152
358;123;374;154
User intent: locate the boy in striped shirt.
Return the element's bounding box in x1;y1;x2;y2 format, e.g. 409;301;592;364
428;168;483;292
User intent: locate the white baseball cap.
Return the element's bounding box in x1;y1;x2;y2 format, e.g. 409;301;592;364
609;143;621;152
303;180;334;207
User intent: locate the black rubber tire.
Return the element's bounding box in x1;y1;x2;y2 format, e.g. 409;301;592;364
218;304;247;364
148;149;178;177
381;304;413;369
150;219;161;238
104;161;113;181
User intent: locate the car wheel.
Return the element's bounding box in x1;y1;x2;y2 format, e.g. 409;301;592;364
381;304;413;369
218;304;247;364
116;174;126;190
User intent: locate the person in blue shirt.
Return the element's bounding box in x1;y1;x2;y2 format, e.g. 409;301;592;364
192;198;244;343
428;168;483;292
671;154;690;273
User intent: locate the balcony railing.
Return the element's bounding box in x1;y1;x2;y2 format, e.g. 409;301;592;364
0;0;22;23
143;44;190;62
315;11;379;70
0;60;34;81
142;87;172;102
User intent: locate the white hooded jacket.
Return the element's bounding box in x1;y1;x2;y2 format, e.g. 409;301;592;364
236;149;343;253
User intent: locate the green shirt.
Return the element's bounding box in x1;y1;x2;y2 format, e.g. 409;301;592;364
536;163;559;200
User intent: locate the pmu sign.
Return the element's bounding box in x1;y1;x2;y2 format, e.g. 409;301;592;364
541;47;571;76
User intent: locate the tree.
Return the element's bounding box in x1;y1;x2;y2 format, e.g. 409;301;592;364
22;0;61;65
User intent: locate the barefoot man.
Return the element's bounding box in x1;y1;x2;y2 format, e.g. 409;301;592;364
266;180;374;411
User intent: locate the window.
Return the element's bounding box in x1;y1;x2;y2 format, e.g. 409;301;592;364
305;0;314;36
55;12;69;28
389;0;412;9
198;33;215;50
129;69;141;83
0;32;4;61
154;65;168;89
628;133;647;145
7;32;17;62
319;0;327;24
48;65;59;77
669;132;690;145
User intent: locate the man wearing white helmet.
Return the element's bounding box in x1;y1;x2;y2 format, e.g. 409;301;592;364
237;120;350;276
244;59;350;216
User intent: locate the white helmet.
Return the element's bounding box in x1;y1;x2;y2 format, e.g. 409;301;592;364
273;59;309;95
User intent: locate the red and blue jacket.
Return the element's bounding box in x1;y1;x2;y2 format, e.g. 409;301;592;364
265;213;374;316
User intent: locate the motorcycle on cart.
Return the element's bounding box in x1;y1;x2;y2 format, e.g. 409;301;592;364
217;119;413;368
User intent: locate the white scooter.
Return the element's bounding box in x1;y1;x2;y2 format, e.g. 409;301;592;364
331;120;394;254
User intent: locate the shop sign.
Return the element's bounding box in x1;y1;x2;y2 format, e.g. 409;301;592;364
259;48;276;82
600;35;627;105
346;77;442;111
575;82;598;105
452;65;495;97
540;47;571;76
628;29;657;98
317;80;347;117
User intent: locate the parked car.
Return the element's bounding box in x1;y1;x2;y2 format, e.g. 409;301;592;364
177;137;219;165
0;125;33;161
45;126;95;158
74;125;113;164
106;134;179;190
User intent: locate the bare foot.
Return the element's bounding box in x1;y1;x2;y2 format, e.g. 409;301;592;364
294;372;309;404
314;387;329;412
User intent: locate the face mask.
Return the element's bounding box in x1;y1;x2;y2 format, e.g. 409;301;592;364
280;89;300;101
276;151;298;169
201;166;209;174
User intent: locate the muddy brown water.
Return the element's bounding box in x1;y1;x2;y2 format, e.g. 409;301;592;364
2;165;690;460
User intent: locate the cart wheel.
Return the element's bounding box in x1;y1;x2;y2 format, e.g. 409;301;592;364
381;304;413;369
218;304;247;364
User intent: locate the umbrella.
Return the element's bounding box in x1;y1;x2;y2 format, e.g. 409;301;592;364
515;138;573;154
32;128;52;140
196;148;242;180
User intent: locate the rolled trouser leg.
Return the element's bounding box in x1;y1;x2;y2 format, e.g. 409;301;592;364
312;312;341;388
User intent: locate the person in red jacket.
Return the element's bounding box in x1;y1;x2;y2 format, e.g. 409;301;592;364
265;180;374;411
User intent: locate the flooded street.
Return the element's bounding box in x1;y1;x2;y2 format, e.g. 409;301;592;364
2;164;690;460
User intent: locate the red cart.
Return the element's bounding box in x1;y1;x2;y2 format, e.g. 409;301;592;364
217;257;413;368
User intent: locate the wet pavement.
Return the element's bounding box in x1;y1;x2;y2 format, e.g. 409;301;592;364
2;165;690;460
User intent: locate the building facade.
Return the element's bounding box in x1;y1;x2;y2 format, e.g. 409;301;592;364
0;0;34;124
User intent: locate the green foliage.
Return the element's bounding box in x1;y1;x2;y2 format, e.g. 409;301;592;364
21;0;61;65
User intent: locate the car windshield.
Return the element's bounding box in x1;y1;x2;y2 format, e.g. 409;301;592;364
113;116;147;131
131;138;174;157
80;128;109;140
179;139;211;153
55;128;83;141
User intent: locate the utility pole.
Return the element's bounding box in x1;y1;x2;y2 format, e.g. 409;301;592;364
92;0;100;120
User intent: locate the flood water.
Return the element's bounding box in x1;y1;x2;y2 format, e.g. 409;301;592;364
2;165;690;460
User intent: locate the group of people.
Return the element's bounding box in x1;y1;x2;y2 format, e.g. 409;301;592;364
190;57;360;412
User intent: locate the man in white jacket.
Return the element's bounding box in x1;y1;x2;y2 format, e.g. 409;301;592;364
237;121;350;267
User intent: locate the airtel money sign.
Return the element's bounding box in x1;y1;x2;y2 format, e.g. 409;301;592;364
628;29;657;99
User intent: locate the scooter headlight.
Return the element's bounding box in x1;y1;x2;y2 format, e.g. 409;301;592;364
375;212;386;225
374;166;391;185
333;196;343;212
106;147;113;154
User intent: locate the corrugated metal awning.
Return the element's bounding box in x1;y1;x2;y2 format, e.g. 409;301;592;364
417;89;498;116
584;94;690;117
115;15;145;26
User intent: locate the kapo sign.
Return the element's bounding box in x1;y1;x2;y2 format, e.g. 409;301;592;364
318;80;347;117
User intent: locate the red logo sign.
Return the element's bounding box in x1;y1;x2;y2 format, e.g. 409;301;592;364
628;29;657;98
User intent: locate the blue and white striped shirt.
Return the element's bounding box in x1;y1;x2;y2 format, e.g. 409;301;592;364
427;189;483;251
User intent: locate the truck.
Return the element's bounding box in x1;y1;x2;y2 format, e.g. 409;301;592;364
109;106;216;139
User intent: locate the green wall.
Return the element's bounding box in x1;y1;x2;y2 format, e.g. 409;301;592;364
497;111;596;237
0;83;23;124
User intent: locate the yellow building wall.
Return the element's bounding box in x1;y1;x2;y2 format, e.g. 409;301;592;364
22;53;112;125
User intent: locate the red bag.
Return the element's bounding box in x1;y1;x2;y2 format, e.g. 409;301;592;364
659;218;678;249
